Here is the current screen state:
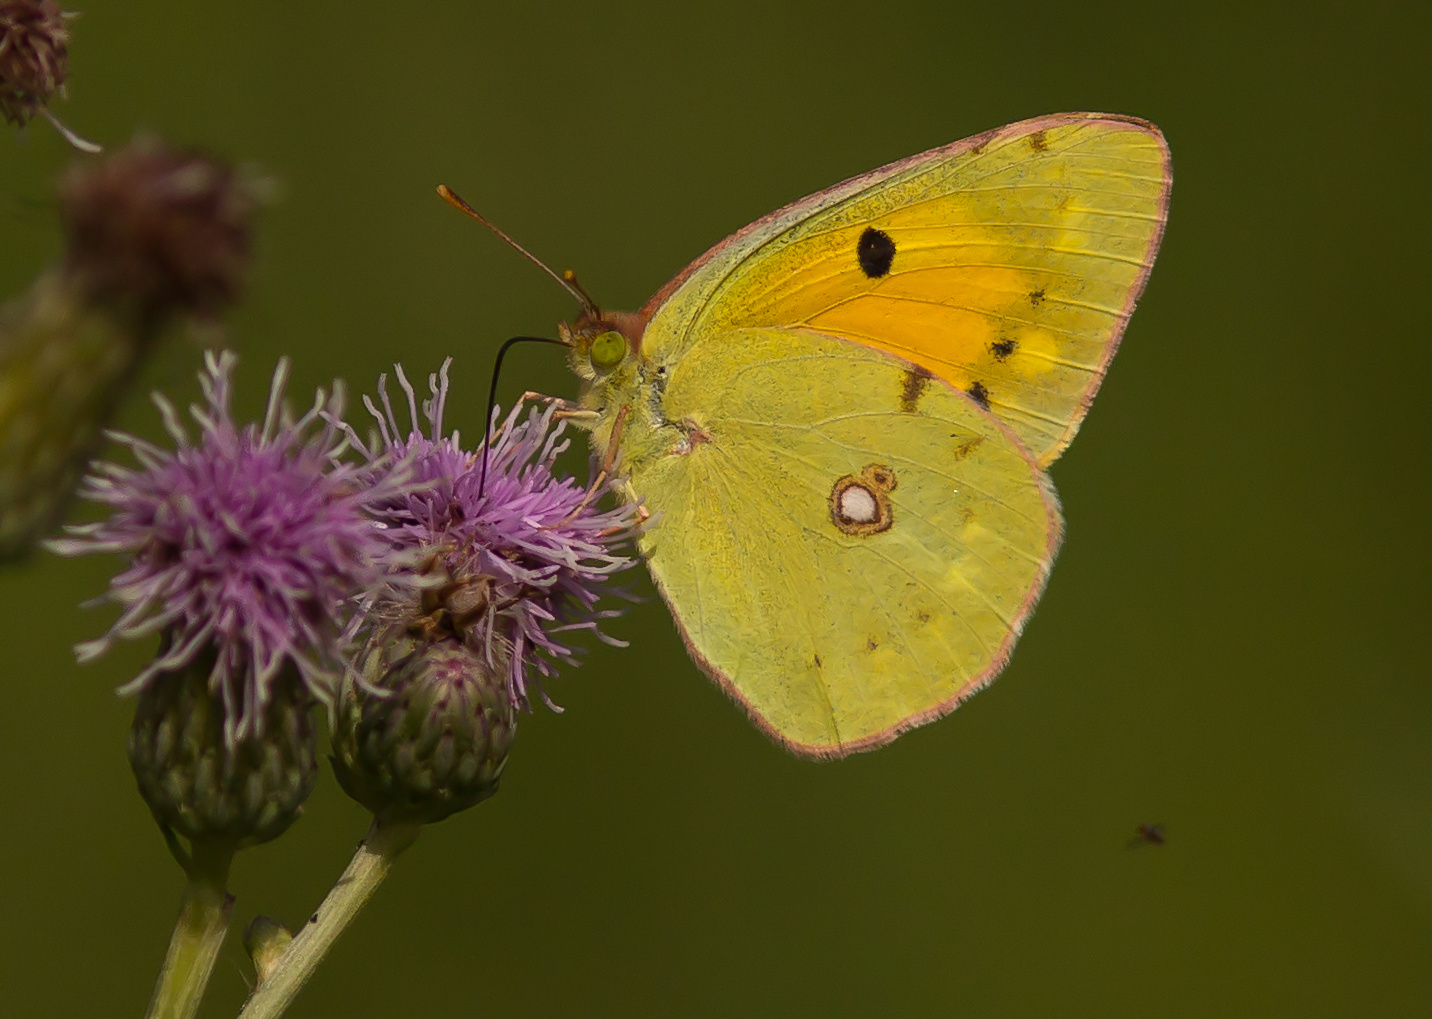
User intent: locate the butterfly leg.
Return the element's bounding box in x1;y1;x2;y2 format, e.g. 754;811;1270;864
544;403;631;528
518;390;602;426
596;479;649;535
620;479;649;526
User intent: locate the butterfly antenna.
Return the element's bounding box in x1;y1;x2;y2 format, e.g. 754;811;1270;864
559;268;601;314
478;335;568;500
436;184;600;318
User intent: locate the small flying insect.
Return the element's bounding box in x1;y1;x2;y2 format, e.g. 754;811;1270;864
1127;823;1166;848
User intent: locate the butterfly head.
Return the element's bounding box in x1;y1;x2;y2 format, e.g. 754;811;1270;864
561;309;645;383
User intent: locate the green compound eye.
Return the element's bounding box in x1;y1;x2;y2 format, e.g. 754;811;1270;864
590;330;626;370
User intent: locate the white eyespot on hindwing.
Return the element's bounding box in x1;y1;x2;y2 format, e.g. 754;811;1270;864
829;464;897;536
839;486;878;523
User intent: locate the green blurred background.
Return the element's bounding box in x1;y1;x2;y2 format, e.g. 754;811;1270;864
2;1;1428;1015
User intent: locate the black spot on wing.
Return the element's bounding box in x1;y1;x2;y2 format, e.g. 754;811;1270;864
856;227;896;278
898;364;934;412
967;381;990;409
1029;287;1045;307
1029;130;1049;152
989;338;1017;362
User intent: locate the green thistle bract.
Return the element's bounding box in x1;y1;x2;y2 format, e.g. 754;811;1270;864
333;637;515;825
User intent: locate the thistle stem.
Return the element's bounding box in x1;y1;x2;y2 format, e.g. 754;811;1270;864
146;844;235;1019
237;818;421;1019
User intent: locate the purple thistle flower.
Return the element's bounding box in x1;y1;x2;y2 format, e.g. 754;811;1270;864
50;350;412;745
351;359;642;712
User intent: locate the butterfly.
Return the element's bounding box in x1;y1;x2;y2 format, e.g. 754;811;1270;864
454;112;1171;758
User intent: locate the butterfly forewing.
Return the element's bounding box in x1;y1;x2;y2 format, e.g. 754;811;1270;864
642;113;1171;466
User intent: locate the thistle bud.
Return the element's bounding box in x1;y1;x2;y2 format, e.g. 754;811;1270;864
332;633;517;825
0;1;68;129
128;649;317;850
0;272;141;556
244;916;294;986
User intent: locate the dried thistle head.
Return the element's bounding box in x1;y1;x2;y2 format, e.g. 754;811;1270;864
0;0;68;128
58;138;257;323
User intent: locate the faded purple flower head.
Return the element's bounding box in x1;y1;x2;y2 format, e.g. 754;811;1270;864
0;0;68;128
59;137;257;321
50;350;411;745
353;359;642;711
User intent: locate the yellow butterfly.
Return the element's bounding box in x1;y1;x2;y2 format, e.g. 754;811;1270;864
458;112;1171;758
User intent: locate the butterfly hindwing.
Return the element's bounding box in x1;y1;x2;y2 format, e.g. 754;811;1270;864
641;113;1171;466
629;326;1062;756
